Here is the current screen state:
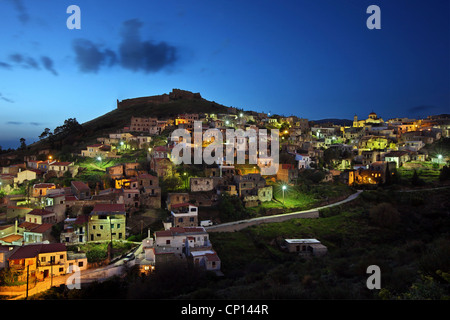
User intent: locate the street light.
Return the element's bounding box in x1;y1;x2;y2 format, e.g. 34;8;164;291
282;185;287;205
97;156;102;161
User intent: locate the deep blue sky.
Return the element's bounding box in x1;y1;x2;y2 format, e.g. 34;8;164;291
0;0;449;149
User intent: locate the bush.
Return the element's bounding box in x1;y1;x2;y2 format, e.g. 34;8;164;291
369;203;401;228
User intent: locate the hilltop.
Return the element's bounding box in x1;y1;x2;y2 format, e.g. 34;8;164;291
20;89;235;155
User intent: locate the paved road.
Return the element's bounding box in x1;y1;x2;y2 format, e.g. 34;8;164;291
206;190;363;232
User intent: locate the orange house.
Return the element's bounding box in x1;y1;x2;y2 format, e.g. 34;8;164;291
32;183;56;198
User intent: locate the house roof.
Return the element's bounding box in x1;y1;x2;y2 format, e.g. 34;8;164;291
384;151;408;157
91;203;126;214
33;183;55;189
0;234;23;244
27;209;54;216
71;181;90;191
27;223;53;234
138;173;157;179
65;195;78;202
8;243;66;260
50;162;73;167
170;202;196;209
155;226;205;237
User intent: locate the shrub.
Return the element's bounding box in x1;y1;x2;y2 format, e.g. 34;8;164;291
369;203;401;228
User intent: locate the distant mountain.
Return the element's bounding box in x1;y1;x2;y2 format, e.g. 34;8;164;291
311;118;353;126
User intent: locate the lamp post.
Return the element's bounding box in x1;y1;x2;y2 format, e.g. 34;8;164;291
282;185;287;205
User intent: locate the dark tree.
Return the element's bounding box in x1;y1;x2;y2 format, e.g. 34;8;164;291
19;138;26;150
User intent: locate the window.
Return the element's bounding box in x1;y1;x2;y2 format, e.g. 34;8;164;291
60;255;64;259
166;240;171;245
59;267;64;272
41;257;46;262
78;261;84;267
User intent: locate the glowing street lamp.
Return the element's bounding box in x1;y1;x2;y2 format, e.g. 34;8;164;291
97;156;102;161
282;185;287;205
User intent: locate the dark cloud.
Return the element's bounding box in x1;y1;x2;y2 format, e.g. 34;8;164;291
408;105;436;114
9;0;29;24
0;62;12;69
4;53;58;76
72;39;117;73
72;19;178;74
0;93;14;103
41;56;58;76
119;19;177;73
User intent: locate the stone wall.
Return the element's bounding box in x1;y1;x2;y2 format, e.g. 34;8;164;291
117;89;202;109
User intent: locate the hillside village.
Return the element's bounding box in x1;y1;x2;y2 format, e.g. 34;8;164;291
0;90;449;296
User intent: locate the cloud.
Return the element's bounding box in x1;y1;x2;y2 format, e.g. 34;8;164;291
9;54;40;70
0;93;14;103
29;122;42;126
119;19;177;73
0;62;12;69
8;0;29;24
72;19;178;74
4;53;58;76
72;39;117;73
408;105;436;114
6;121;23;125
41;56;58;76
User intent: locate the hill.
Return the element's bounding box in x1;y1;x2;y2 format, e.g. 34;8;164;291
24;90;235;154
311;118;353;126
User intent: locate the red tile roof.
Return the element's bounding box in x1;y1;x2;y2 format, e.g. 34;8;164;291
171;202;195;209
34;183;56;189
27;209;54;216
9;243;66;260
71;181;90;191
0;234;23;244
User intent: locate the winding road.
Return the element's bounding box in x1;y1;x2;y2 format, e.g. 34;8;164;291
205;190;363;232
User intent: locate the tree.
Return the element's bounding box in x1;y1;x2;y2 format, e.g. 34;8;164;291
39;128;52;140
19;138;26;150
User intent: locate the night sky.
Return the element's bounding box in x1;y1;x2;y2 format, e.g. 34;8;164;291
0;0;449;149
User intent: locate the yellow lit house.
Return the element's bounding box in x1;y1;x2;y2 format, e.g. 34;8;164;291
88;204;126;242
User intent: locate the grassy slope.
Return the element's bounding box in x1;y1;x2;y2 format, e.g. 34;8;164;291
206;187;450;299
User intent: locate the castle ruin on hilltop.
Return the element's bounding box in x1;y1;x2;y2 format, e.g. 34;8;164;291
116;89;202;109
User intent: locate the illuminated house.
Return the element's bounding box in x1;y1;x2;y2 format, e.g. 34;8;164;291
81;144;117;158
32;183;56;198
25;209;56;224
7;243;88;282
88;204;126;242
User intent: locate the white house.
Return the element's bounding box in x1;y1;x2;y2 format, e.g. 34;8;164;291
294;153;312;169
